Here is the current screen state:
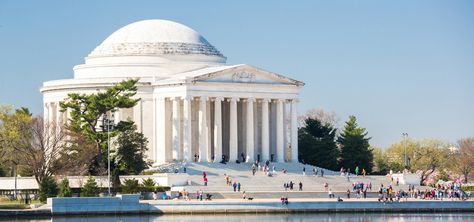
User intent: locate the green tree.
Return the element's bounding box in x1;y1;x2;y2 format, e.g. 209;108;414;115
141;178;156;187
81;176;99;197
58;178;72;197
121;178;140;194
410;139;451;185
337;115;373;172
38;176;58;203
298;117;339;170
59;79;140;174
114;125;150;175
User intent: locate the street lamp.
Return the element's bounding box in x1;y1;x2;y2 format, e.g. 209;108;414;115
402;133;408;168
103;113;115;196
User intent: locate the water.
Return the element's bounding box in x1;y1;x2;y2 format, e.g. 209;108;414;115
2;213;474;222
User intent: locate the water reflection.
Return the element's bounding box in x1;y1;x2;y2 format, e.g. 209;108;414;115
3;213;474;222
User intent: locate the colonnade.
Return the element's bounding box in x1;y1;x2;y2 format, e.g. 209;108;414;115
157;96;299;164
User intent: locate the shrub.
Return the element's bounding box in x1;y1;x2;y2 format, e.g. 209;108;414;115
139;186;170;192
121;178;140;194
141;178;156;187
39;176;58;203
461;185;474;191
57;178;72;197
81;176;99;197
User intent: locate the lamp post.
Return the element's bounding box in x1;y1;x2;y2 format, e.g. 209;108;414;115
103;113;115;196
402;133;408;168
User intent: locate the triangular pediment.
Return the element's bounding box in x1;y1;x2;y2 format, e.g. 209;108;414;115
189;64;304;86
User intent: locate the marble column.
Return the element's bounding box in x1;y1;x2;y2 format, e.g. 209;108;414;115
213;97;223;163
183;96;192;162
276;99;284;162
198;96;209;162
229;97;239;162
155;98;167;165
246;98;255;163
171;97;181;160
290;99;299;162
48;102;54;126
261;98;270;162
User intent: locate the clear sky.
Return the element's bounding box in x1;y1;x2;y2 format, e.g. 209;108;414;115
0;0;473;148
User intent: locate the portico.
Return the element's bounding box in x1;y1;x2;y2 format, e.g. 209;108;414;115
154;95;299;164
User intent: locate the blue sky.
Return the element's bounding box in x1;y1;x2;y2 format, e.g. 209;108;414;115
0;1;473;148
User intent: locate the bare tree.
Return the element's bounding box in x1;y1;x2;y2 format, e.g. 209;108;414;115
53;128;98;176
298;108;339;128
14;117;66;184
457;137;474;183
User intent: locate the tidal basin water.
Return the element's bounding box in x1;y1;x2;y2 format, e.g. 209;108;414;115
3;213;474;222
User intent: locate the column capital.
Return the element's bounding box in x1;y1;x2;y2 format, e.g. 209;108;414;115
213;97;225;102
197;96;209;102
246;97;256;103
170;96;181;101
275;98;285;103
260;98;271;103
291;98;299;104
181;95;193;101
227;97;240;102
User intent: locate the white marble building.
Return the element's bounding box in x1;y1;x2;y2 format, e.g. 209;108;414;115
41;19;304;166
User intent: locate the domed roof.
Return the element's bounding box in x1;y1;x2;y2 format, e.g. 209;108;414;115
88;19;225;58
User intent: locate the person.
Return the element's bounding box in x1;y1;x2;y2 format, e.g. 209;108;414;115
299;182;303;191
362;168;366;177
237;182;241;192
347;189;351;199
183;167;187;173
355;166;359;176
199;190;203;201
302;167;306;176
328;189;335;198
233;182;237;192
321;169;324;177
204;177;208;186
242;191;247;199
202;171;207;178
324;182;329;192
196;190;200;200
396;177;399;186
313;168;317;176
337;196;344;202
153;191;158;200
289;181;294;190
284;183;288;191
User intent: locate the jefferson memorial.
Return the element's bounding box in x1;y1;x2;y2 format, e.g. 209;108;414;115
41;19;304;166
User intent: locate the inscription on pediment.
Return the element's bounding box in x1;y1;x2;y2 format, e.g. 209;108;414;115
232;72;255;83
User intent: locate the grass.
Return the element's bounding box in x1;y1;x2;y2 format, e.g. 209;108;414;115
0;199;41;209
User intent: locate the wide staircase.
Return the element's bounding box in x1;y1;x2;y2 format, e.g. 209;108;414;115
167;162;412;199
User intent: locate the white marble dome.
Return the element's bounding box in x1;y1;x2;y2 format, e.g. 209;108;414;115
74;19;226;80
88;19;224;58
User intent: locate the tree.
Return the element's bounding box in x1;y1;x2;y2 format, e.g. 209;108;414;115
38;176;58;203
298;108;339;128
298;117;339;170
81;176;99;197
115;125;150;175
337;115;373;172
141;178;156;187
121;178;140;194
456;137;474;183
58;178;72;197
59;79;140;174
53;130;99;176
0;105;65;184
410;139;451;185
